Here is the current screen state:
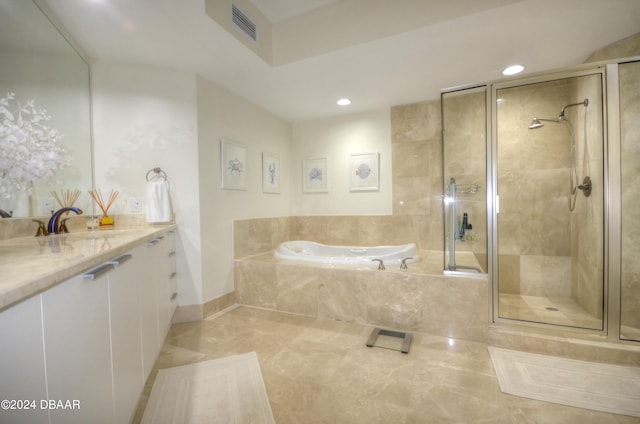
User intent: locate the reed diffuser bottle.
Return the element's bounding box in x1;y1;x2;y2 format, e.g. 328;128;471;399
88;189;119;227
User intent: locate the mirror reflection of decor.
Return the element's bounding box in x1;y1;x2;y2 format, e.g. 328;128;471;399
0;0;92;217
0;93;69;210
262;152;280;194
302;157;328;193
220;139;247;190
349;152;379;192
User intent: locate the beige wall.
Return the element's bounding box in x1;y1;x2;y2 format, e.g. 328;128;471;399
196;76;293;303
92;61;203;307
292;109;393;216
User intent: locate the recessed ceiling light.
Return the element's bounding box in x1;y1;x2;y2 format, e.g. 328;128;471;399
502;65;525;76
337;98;351;106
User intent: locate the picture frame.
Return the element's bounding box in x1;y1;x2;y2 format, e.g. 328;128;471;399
349;152;379;192
220;138;247;190
302;157;328;193
262;152;280;194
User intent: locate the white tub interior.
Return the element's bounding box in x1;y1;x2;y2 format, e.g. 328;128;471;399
274;241;419;266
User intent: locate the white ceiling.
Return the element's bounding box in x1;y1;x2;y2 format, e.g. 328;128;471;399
42;0;640;123
250;0;336;22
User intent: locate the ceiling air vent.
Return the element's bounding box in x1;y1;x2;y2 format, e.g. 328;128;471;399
232;4;257;42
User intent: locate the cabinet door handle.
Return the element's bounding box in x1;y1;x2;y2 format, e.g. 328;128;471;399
168;251;176;258
146;239;159;246
170;272;177;279
108;254;132;266
171;292;177;301
83;263;115;280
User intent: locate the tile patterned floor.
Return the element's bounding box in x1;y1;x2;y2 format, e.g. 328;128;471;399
133;306;640;423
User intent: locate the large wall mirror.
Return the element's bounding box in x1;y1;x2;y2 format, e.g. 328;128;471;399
0;0;92;218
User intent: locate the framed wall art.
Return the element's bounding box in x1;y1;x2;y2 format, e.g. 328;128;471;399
220;138;247;190
262;152;280;194
302;157;328;193
349;152;379;192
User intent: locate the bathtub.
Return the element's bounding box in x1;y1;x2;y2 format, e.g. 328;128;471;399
274;240;419;266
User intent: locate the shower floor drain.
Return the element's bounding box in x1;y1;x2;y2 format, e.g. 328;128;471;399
545;307;559;311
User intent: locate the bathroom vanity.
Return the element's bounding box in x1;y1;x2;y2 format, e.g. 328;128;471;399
0;226;176;424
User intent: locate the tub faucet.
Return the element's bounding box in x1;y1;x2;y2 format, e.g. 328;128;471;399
400;257;413;271
0;209;12;218
372;259;385;271
47;207;83;234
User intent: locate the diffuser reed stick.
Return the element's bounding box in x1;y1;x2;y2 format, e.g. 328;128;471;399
88;189;119;226
51;189;81;209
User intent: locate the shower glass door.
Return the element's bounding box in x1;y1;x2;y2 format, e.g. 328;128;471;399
442;86;487;274
620;60;640;342
494;70;605;330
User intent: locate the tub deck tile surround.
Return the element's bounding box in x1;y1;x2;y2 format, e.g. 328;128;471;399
235;250;489;343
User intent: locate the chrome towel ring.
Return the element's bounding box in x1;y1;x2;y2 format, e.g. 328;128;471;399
146;167;167;181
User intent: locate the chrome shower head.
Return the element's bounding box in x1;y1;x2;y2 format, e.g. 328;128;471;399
528;98;589;129
528;117;561;129
529;118;544;129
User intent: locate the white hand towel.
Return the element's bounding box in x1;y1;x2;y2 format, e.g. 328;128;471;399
146;180;172;223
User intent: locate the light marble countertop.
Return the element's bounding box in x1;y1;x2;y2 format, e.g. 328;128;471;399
0;225;176;311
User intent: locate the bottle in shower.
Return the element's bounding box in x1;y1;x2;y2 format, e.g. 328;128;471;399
460;213;468;241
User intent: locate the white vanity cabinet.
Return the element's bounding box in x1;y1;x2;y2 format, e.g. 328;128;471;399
146;231;177;348
107;253;146;424
0;228;177;424
138;240;160;380
42;267;114;424
0;295;50;424
166;230;178;320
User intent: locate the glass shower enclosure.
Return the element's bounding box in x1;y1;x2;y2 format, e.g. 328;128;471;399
442;59;640;342
442;86;488;275
493;70;605;330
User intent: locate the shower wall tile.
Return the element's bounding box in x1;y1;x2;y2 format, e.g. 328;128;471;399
497;80;573;260
575;263;604;319
498;255;520;294
519;255;571;297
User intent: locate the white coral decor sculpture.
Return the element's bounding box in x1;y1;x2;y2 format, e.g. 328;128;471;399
0;92;69;198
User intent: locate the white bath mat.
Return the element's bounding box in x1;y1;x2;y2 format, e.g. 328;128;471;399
488;347;640;417
142;352;275;424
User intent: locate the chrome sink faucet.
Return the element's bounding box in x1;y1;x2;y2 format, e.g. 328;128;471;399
47;207;83;234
